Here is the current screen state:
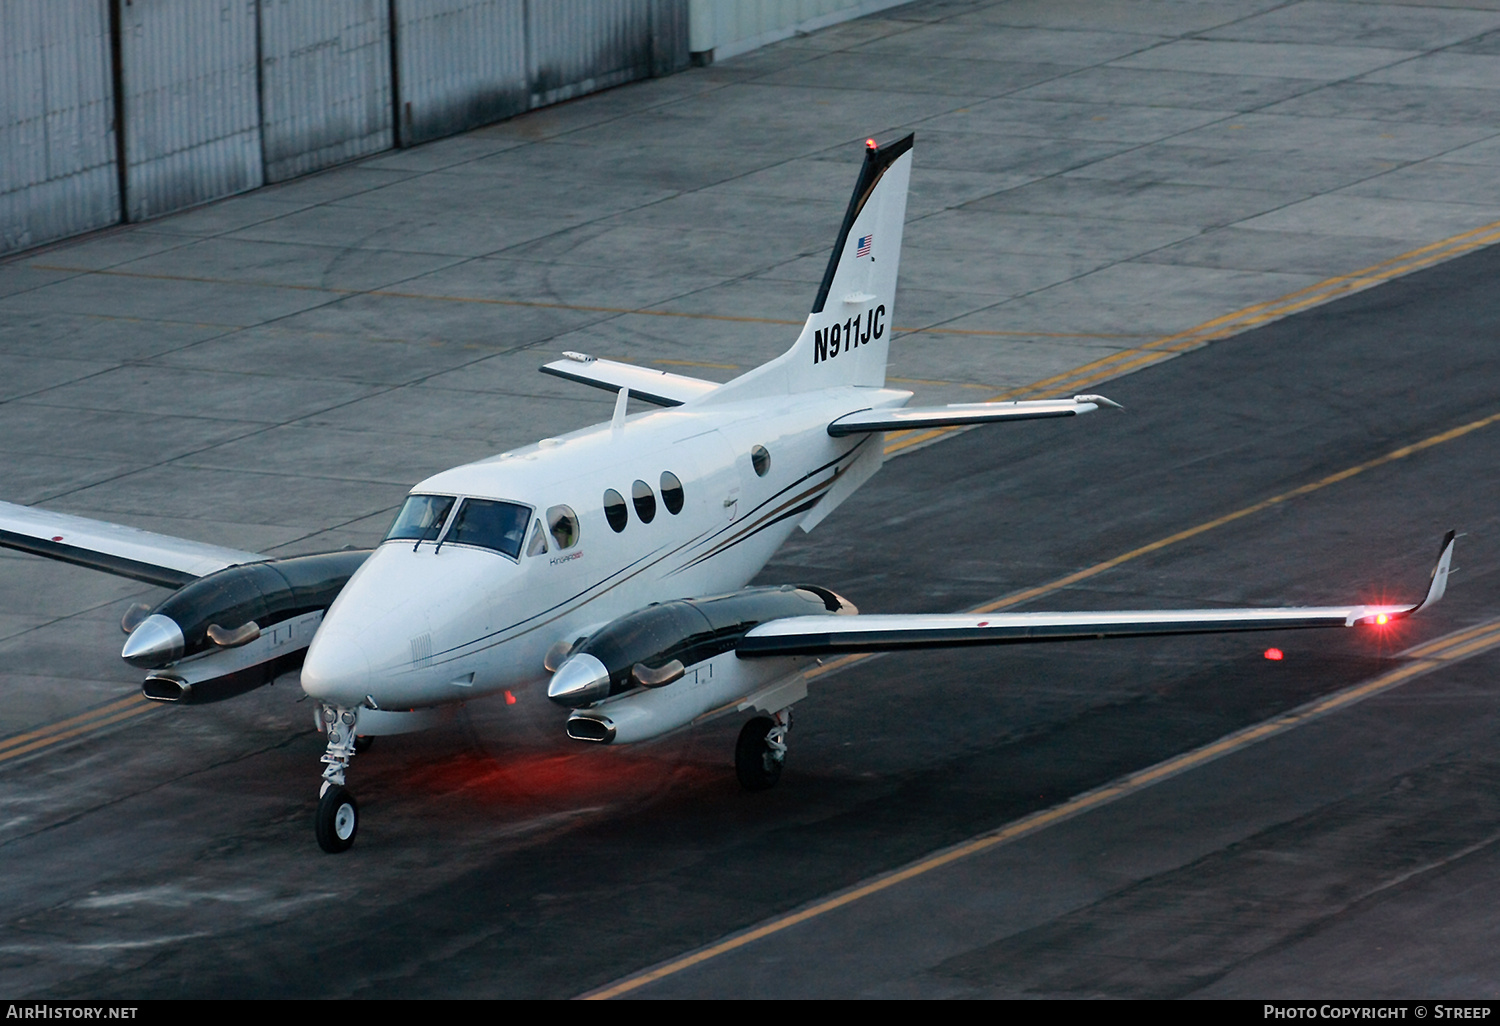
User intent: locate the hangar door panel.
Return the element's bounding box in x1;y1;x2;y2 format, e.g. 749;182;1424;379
527;0;656;108
119;0;262;220
259;0;393;183
0;0;118;254
393;0;527;146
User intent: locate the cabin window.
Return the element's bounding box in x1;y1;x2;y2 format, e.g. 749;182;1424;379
603;489;628;532
526;519;548;557
385;494;456;543
632;480;657;524
751;445;770;477
660;471;684;515
443;498;530;559
547;505;579;549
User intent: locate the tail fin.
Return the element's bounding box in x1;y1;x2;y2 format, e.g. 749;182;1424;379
703;134;913;404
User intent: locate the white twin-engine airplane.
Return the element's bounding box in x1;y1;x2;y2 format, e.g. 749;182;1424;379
0;135;1456;853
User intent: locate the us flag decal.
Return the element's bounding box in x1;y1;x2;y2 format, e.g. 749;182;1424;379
856;234;873;258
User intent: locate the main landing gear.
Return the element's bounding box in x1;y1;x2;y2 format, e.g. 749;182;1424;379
316;705;360;853
736;707;791;791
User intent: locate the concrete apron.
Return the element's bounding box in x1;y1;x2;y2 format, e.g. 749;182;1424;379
2;0;1500;740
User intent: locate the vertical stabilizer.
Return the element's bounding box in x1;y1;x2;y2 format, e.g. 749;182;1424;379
703;134;913;404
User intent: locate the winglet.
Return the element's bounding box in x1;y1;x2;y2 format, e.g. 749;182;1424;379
1412;530;1456;614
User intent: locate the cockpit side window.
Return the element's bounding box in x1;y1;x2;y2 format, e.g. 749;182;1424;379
547;505;580;549
385;494;456;543
526;518;548;557
444;498;531;559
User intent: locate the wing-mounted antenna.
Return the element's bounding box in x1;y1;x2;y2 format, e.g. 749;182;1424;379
611;386;630;436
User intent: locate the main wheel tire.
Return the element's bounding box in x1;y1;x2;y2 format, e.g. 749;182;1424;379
735;716;783;791
315;785;359;853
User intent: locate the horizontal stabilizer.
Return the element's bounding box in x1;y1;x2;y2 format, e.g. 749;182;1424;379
739;533;1455;657
827;394;1121;437
539;353;717;408
0;501;264;589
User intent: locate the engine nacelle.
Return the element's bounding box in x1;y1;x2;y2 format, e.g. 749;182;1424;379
564;648;809;745
125;550;369;704
549;584;854;744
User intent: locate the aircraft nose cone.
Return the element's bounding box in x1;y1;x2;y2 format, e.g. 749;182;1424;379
121;614;184;668
547;653;611;708
301;629;372;706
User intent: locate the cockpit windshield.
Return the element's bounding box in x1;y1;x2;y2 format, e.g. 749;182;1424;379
385;494;455;543
443;498;531;559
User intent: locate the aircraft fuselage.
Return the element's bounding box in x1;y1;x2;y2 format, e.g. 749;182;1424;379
298;386;908;717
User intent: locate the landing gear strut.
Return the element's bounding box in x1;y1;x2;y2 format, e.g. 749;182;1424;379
316;705;360;852
736;707;791;791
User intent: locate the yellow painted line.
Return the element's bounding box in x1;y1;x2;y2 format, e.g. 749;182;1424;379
18;221;1499;767
903;327;1151;339
0;694;145;754
652;358;740;371
586;617;1500;1000
0;694;156;766
881;217;1500;457
32;216;1500;377
26;264;1144;341
980;410;1500;614
808;409;1500;685
1419;625;1500;663
1403;619;1500;658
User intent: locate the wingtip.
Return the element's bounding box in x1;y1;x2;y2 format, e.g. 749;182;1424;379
1413;530;1457;614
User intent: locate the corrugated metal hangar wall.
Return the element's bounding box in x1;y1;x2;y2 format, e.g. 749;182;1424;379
0;0;690;254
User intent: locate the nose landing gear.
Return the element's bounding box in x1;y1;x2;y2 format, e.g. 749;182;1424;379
316;705;361;853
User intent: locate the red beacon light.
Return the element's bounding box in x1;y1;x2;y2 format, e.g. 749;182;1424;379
866;137;878;150
1376;613;1390;625
1264;648;1284;661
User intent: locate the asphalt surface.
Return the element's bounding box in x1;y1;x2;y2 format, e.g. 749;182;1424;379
6;0;1500;1000
1;228;1497;1000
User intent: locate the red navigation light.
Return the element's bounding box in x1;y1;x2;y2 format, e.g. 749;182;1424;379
1264;648;1284;661
1376;613;1390;625
866;137;878;150
504;689;517;705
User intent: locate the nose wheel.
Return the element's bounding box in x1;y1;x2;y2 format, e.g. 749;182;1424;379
316;705;362;853
736;708;790;791
315;785;358;853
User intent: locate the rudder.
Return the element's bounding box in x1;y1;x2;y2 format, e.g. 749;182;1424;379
703;134;913;404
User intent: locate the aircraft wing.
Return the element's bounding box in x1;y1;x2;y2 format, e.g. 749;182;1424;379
827;394;1121;437
0;500;265;589
738;533;1455;657
539;352;718;407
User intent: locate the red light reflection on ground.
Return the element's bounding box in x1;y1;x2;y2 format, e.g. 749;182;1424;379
406;745;716;809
